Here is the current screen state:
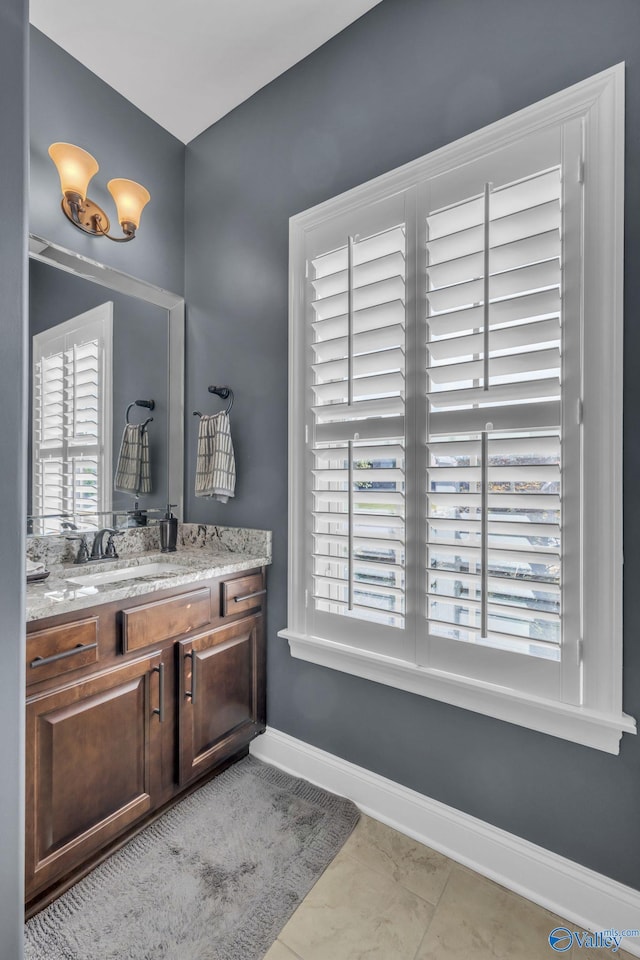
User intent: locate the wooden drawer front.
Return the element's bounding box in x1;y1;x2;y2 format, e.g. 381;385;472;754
221;572;265;617
122;588;212;652
27;618;99;686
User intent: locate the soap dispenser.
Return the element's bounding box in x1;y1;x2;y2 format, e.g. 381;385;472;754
160;505;178;553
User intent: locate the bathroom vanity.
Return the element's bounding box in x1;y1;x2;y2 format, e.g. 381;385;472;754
24;528;270;914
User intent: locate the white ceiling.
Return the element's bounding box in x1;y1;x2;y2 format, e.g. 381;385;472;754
30;0;383;144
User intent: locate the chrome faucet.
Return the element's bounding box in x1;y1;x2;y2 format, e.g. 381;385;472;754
90;528;119;561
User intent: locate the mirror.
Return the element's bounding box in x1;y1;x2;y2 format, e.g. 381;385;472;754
27;235;184;536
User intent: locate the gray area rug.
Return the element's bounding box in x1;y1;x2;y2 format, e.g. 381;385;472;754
24;755;359;960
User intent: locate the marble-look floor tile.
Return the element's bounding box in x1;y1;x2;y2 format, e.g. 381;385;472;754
415;864;569;959
342;814;452;905
279;851;434;960
263;939;302;960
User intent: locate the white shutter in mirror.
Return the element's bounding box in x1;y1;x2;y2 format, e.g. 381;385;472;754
32;303;112;535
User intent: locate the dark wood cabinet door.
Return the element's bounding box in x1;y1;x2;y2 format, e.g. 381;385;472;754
25;652;163;900
178;615;265;786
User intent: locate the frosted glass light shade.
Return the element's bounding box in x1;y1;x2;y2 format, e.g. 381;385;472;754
48;142;99;200
107;179;151;229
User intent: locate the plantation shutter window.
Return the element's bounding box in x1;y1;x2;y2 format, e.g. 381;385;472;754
284;67;632;752
32;303;113;535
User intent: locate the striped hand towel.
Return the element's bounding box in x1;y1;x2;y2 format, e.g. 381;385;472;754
195;412;236;503
114;424;152;494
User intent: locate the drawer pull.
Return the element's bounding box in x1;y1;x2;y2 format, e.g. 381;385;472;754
184;650;197;705
152;662;165;722
233;590;265;604
30;642;98;670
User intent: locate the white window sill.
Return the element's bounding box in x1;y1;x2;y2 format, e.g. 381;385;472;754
279;629;636;755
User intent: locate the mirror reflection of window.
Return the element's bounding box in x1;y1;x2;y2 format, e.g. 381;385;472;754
27;241;182;536
32;303;113;536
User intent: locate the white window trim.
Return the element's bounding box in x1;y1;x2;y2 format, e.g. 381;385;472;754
281;63;635;754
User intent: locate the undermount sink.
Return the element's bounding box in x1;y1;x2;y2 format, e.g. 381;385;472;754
65;561;186;587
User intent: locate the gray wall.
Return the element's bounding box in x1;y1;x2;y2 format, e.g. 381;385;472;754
28;259;170;517
0;0;28;953
184;0;640;889
30;27;185;296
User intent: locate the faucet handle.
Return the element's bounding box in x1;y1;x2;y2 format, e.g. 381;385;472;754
66;535;89;564
104;530;123;559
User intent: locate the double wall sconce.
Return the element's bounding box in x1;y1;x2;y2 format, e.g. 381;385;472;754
48;142;150;243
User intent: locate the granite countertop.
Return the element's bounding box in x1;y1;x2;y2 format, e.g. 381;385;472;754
26;524;272;623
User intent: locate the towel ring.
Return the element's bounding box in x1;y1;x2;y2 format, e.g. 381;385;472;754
193;385;234;418
126;399;155;430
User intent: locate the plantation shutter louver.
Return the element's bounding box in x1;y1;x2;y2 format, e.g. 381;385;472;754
305;195;411;653
32;304;112;535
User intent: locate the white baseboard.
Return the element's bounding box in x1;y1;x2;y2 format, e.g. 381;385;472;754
250;727;640;957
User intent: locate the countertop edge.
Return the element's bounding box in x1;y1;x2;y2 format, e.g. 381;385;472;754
26;552;272;623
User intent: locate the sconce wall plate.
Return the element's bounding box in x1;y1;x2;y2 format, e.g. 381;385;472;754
61;194;111;236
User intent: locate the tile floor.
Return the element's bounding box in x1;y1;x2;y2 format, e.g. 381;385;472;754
264;814;635;960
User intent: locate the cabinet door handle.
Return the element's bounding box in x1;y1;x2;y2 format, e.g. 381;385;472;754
184;649;197;705
30;642;97;669
152;662;165;722
233;589;265;603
